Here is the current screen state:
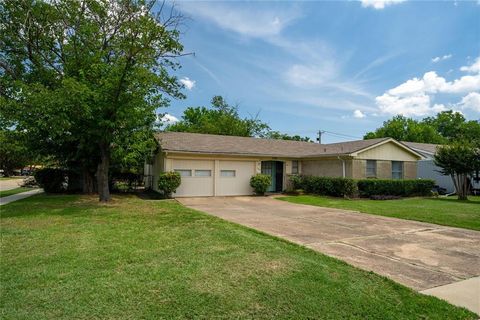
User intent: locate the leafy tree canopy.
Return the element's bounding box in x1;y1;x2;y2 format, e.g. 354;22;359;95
364;115;446;143
166;95;312;141
166;96;270;137
1;0;185;201
364;111;480;144
434;141;480;200
265;131;312;142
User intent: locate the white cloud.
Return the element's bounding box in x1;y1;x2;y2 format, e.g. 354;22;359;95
178;2;374;116
285;63;338;87
160;113;179;123
459;92;480;112
431;54;452;63
360;0;406;10
386;71;480;97
375;56;480;117
179;77;195;90
376;93;447;117
353;110;366;118
460;57;480;73
177;2;301;39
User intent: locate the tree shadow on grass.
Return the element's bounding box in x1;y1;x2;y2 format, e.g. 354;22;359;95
0;194;106;219
136;190;170;201
423;196;480;205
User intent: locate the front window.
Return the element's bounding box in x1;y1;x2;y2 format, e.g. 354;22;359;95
220;170;236;177
292;161;299;174
392;161;403;179
366;160;377;178
195;170;211;177
174;169;192;177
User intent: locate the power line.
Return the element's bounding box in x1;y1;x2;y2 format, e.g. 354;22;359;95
281;129;362;139
323;132;360;142
323;130;362;140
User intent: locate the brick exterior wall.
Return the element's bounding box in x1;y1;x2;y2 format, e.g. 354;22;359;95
403;161;417;179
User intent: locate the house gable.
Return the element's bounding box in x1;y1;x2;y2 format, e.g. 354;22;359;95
353;140;421;161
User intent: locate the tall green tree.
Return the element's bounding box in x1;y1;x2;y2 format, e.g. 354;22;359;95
166;95;313;141
434;142;480;200
365;111;480;144
364;115;446;143
424;111;480;142
1;0;185;201
166;96;270;137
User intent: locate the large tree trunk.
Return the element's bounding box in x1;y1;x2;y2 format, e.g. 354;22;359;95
456;173;468;200
97;143;111;202
82;167;96;194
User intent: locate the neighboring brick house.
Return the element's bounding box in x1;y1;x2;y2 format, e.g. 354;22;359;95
145;132;423;197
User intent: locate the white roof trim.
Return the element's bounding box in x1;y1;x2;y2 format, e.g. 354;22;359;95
350;138;423;159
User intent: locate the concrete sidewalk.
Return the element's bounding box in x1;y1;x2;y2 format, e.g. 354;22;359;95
0;189;43;206
422;277;480;315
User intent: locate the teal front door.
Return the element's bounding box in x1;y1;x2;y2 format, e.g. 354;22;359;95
261;161;276;192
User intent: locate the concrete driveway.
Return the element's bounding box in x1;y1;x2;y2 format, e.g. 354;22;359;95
178;196;480;293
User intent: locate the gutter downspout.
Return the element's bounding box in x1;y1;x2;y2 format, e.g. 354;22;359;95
337;156;346;178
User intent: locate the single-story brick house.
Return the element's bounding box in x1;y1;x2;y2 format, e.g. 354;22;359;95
145;132;423;197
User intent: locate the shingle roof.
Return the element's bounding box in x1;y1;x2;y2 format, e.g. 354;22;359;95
155;132;391;158
402;141;440;155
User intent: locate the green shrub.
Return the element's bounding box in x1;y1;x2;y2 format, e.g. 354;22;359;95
293;176;434;198
299;175;358;198
34;168;67;193
289;175;303;190
250;174;271;196
357;179;434;197
158;171;181;198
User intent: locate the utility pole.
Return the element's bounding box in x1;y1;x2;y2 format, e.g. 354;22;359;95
316;130;325;144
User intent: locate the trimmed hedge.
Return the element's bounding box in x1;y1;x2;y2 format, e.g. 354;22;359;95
290;175;434;198
295;175;358;198
357;179;434;197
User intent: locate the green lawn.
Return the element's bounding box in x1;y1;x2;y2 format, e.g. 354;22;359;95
280;195;480;231
1;195;476;319
0;187;32;198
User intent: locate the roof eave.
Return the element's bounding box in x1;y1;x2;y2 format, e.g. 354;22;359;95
162;149;306;159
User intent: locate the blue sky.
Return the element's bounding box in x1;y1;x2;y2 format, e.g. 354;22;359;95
162;0;480;143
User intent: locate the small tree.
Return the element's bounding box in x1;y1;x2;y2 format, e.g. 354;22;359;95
250;174;272;196
434;142;480;200
158;171;181;198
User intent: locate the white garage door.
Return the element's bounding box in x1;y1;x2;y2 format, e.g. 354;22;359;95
172;159;214;197
217;160;255;196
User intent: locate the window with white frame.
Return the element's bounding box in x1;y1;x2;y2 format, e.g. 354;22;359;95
174;169;192;177
195;170;211;177
392;161;403;179
292;160;299;174
220;170;236;177
366;160;377;178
